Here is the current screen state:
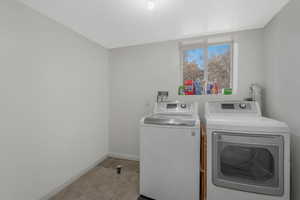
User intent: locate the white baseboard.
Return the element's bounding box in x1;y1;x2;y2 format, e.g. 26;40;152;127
39;154;107;200
108;152;140;161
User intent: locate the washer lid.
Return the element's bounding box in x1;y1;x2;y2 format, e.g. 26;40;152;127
206;116;289;133
144;113;198;127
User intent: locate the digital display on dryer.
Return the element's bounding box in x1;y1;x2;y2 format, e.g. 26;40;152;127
221;104;235;109
167;104;177;109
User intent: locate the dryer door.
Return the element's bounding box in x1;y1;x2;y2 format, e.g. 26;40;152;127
212;132;284;196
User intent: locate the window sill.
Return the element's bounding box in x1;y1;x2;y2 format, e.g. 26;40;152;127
178;94;233;97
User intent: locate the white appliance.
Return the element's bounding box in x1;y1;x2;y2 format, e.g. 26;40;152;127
140;101;200;200
205;101;290;200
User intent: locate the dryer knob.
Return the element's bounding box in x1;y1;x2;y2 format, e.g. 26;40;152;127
239;103;247;109
181;104;187;109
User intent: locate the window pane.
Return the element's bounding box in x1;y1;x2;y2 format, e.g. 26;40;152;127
183;48;205;82
207;43;232;90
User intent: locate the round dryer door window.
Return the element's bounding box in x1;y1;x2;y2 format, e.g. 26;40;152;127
220;145;275;183
212;132;284;196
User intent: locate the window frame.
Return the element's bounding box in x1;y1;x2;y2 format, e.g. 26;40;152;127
180;40;235;94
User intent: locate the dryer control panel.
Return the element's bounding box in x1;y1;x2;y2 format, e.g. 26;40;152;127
205;101;261;117
221;102;251;110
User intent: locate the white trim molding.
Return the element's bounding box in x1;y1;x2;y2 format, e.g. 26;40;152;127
108;152;140;161
39;155;107;200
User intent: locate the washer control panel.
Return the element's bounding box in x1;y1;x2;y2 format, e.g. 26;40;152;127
154;101;198;115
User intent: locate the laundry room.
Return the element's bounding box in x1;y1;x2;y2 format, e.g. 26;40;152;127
0;0;299;200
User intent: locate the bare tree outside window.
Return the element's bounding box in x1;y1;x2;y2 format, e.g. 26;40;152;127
207;44;232;89
183;48;205;81
181;42;233;94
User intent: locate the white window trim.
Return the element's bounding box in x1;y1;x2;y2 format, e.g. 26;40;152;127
232;42;239;94
179;39;238;95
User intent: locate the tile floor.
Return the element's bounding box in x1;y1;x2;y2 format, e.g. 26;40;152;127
50;157;140;200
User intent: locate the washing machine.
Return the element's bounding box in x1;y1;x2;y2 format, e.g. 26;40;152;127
140;101;200;200
204;101;290;200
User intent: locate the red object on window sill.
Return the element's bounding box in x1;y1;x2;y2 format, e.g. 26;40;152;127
184;80;194;95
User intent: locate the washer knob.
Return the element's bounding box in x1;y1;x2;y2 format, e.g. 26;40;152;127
181;104;187;109
239;103;247;109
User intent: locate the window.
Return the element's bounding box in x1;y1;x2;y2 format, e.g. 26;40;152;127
180;41;234;95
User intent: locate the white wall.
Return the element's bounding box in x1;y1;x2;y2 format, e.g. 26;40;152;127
0;0;109;199
109;29;264;159
263;0;300;199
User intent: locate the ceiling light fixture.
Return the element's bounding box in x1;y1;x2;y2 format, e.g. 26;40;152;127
147;0;155;10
